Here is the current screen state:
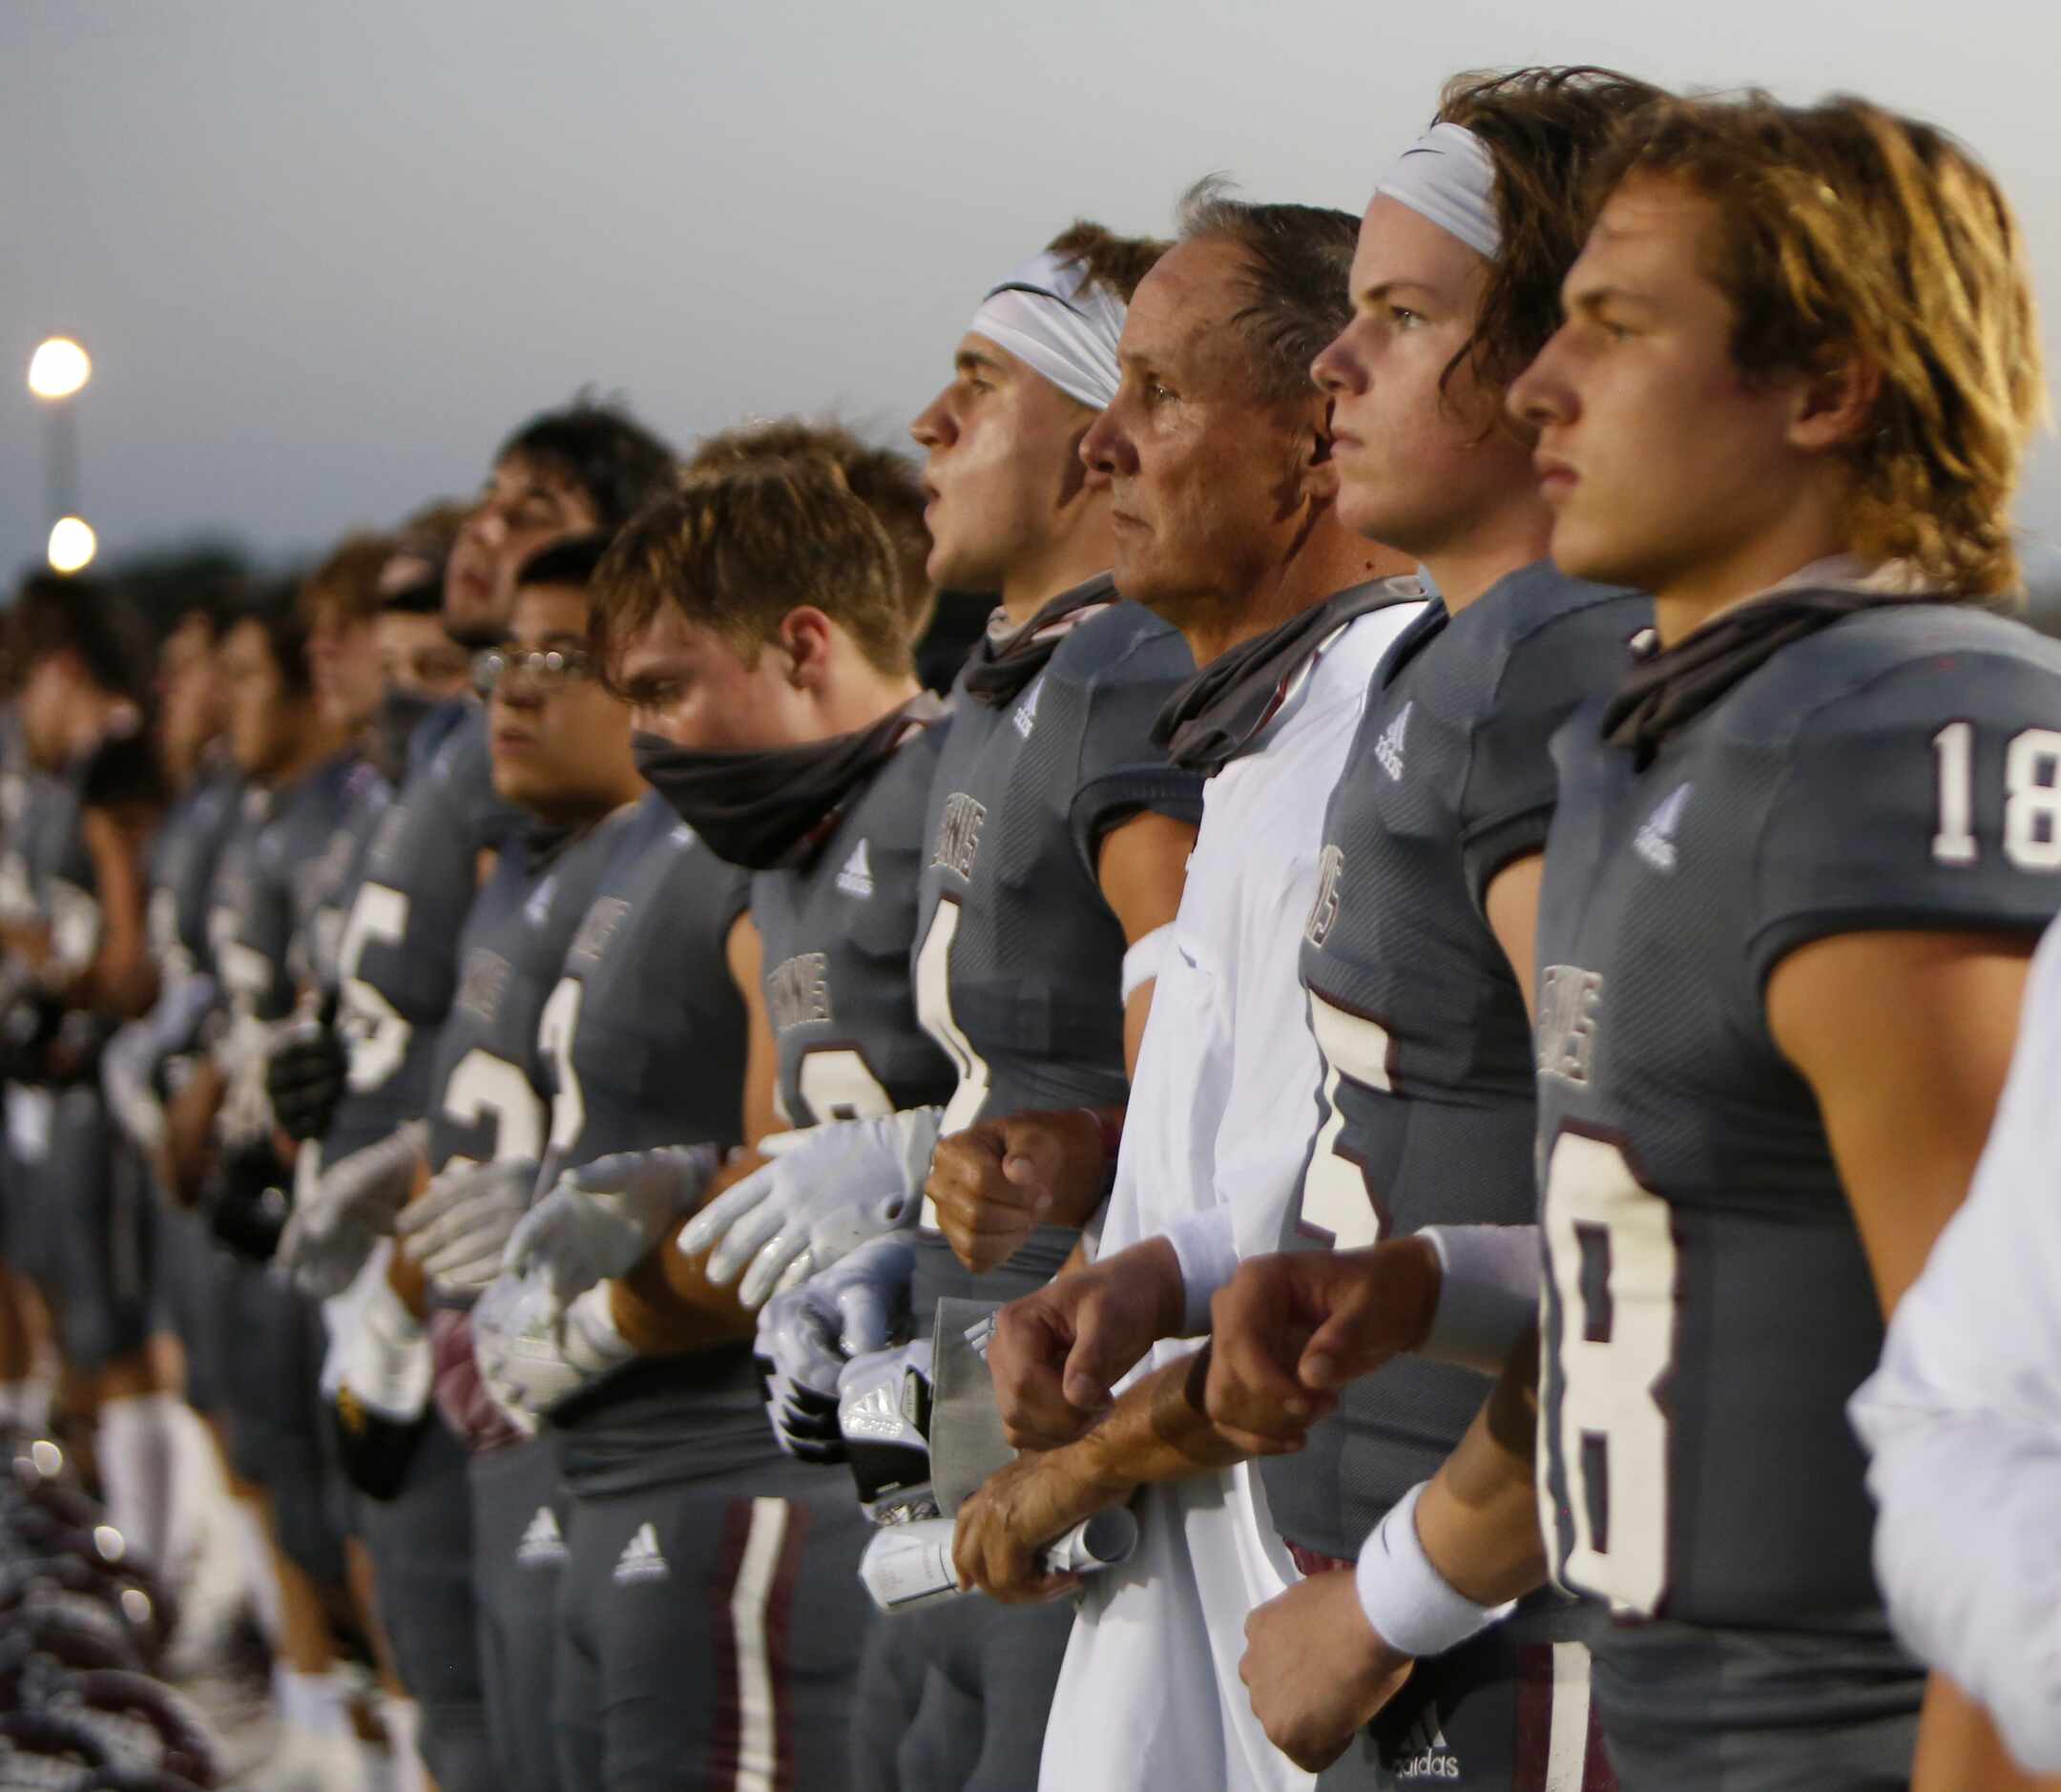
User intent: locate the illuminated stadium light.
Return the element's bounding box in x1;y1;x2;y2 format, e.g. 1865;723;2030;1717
47;515;97;573
27;336;91;401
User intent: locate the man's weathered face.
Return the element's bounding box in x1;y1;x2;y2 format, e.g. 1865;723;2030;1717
1080;238;1322;628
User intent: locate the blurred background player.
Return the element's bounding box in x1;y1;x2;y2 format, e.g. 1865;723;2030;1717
274;403;676;1790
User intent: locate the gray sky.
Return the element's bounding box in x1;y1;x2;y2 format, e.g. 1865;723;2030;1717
6;0;2058;573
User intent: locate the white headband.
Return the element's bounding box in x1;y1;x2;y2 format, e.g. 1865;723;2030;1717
1374;121;1502;262
968;248;1126;410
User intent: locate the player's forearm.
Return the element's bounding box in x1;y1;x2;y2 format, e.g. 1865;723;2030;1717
1413;1327;1549;1608
1066;1345;1249;1503
610;1218;756;1355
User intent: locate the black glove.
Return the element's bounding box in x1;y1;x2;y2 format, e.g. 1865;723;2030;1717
265;995;346;1143
204;1144;291;1263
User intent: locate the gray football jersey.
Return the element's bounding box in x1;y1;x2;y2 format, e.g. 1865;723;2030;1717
147;765;245;989
538;795;755;1497
753;718;957;1129
1533;600;2061;1631
1263;568;1650;1560
207;752;363;1026
910;595;1202;1314
424;808;635;1175
300;761;391;997
536;791;750;1183
326;706;522;1160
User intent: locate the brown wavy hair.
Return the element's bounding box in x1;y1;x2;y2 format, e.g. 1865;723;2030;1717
593;456;911;681
1593;93;2047;597
1430;67;1666;404
688;417;934;636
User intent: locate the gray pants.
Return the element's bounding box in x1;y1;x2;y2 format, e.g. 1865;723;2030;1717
221;1260;347;1588
360;1416;496;1790
553;1457;878;1790
1592;1619;1922;1791
40;1087;153;1373
851;1588;1073;1792
469;1434;570;1792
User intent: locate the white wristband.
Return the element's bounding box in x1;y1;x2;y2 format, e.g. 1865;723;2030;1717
1415;1224;1540;1374
1354;1481;1516;1658
347;1277;431;1421
1120;925;1174;1004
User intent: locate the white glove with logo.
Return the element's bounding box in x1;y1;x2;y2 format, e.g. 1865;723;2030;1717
277;1120;428;1301
838;1337;936;1524
679;1109;941;1309
472;1270;634;1433
502;1144;721;1303
396;1157;540;1298
753;1235;914;1461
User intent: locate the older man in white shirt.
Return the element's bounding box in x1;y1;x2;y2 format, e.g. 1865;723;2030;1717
948;183;1422;1792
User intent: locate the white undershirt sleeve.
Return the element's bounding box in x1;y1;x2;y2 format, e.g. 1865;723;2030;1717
1849;916;2061;1771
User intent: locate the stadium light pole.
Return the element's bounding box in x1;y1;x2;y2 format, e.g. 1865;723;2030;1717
28;336;94;574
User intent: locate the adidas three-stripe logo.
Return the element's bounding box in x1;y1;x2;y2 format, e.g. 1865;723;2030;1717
614;1521;671;1584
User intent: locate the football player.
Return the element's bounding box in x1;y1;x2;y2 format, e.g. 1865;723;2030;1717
1215;91;2061;1789
945;185;1425;1790
476;451;950;1788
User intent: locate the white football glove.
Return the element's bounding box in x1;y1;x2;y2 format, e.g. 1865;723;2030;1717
502;1144;720;1302
679;1108;940;1308
753;1235;914;1460
472;1270;634;1433
328;1260;432;1422
395;1157;539;1298
277;1120;428;1301
838;1338;936;1524
101;1021;168;1163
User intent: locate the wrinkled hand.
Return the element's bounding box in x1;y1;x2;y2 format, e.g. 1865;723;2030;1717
950;1449;1110;1604
396;1157;539;1297
472;1271;634;1431
754;1236;912;1461
926;1109;1108;1274
276;1120;427;1300
988;1239;1184;1449
265;1002;347;1144
1240;1570;1413;1772
1205;1242;1439;1458
504;1144;719;1302
678;1109;939;1308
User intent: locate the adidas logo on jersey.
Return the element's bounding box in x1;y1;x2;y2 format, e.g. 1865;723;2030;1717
1374;700;1413;781
613;1522;670;1585
516;1505;568;1569
837;838;875;899
1393;1709;1460;1780
1634;782;1693;873
1012;675;1045;740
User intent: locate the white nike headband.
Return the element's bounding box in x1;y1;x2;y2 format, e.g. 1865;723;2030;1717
1374;121;1503;262
968;248;1127;410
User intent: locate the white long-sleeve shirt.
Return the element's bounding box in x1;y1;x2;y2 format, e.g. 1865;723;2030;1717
1849;912;2061;1771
